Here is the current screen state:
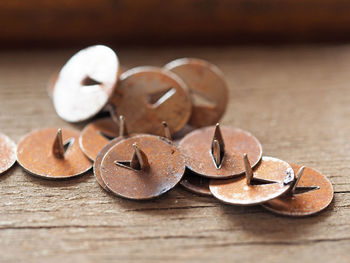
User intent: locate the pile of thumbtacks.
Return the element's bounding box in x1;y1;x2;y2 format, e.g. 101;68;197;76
0;45;334;217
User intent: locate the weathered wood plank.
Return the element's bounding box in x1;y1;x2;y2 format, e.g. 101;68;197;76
0;46;349;262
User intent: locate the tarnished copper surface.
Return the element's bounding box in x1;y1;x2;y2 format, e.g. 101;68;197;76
180;169;211;196
109;66;192;136
79;117;119;161
209;156;294;206
164;58;228;127
93;136;125;191
17;128;92;179
179;125;262;178
0;133;17;174
262;164;334;216
53;45;120;122
100;134;185;200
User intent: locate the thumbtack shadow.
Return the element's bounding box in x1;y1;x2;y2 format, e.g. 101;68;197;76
23;169;93;187
0;163;18;182
216;199;334;240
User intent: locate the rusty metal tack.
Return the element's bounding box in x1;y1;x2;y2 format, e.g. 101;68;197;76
179;124;263;178
17;128;92;179
53;45;120;122
109;66;192;136
0;133;17;175
209;156;294;206
262;163;334;216
164;58;229;127
180;169;212;196
100;134;185;200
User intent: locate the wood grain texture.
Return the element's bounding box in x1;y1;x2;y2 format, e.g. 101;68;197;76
0;45;350;262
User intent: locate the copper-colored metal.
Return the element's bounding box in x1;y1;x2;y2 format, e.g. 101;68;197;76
209;156;294;206
53;45;120;122
180;170;211;196
127;143;150;170
173;124;196;146
100;134;185;200
162;121;172;140
79;117;119;161
179;124;262;178
17;128;92;179
0;133;17;174
52;128;65;159
164;58;228;127
262;164;334;216
93;136;126;191
109;66;192;136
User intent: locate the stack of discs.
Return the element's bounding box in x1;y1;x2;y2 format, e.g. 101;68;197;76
39;45;334;217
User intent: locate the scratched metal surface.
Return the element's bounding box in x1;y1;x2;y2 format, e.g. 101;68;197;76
0;46;349;262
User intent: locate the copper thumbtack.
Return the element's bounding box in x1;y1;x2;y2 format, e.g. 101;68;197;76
0;133;17;174
179;124;262;178
17;128;92;179
180;170;211;196
109;66;192;136
209;156;294;206
100;134;185;200
52;45;120;122
262;164;334;216
164;58;229;127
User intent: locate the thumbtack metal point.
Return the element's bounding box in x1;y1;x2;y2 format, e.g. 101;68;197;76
211;139;221;168
130;143;149;170
244;153;254;185
119;115;128;137
53;128;65;159
292;166;305;194
162;121;172;140
210;123;225;169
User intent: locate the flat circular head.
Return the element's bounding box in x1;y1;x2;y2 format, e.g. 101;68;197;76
210;156;294;206
93;136;125;191
109;66;192;136
179;126;262;178
164;58;228;127
53;45;119;122
79;117;119;161
0;133;17;174
17;128;92;179
100;134;185;200
262;164;334;216
180;170;211;196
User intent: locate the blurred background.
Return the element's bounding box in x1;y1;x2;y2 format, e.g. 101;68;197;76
2;0;350;48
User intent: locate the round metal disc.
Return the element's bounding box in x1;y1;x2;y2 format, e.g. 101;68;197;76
180;170;211;196
100;134;185;200
209;156;294;206
164;58;228;127
0;133;17;174
109;66;192;136
79;117;119;161
93;136;125;191
179;125;262;178
17;128;92;179
262;164;334;216
53;45;119;122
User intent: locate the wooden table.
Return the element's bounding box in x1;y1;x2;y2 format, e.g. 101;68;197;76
0;45;349;262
